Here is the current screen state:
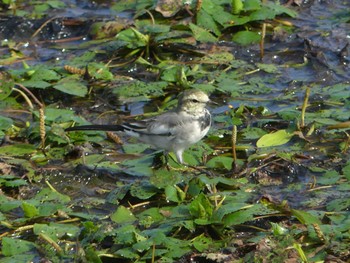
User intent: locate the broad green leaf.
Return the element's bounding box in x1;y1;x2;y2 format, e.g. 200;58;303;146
130;181;158;199
196;9;221;36
31;68;60;81
189;193;213;219
232;31;261;45
0;116;13;131
222;207;256;226
189;23;217;43
2;237;36;256
232;0;243;14
34;188;71;203
191;234;212;252
290;209;321;224
116;28;149;48
256;63;280;73
33;223;80;241
256;129;294;148
150;169;182;189
164;185;180;203
0;144;36;156
244;0;261;11
0;77;13;100
317;170;340;185
53;76;88;97
111;205;137;223
326;198;350;212
206;156;233;170
115;247;139;259
20;79;51;89
22;202;39;218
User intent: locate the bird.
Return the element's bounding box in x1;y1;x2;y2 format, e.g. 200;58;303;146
66;89;212;164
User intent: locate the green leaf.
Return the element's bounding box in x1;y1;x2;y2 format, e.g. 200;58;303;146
33;223;80;241
150;169;182;189
116;27;149;48
22;202;39;218
31;68;60;81
0;144;36;156
189;23;218;43
256;129;294;148
191;234;212;252
2;237;36;256
244;0;261;11
196;9;221;36
290;209;321;224
206;156;233;170
34;188;71;203
164;185;180;203
256;63;280;73
0;116;13;131
130;181;158;199
53;76;88;97
222;206;256;226
317;170;340;185
232;0;243;14
122;143;150;154
111;205;137;223
232;31;261;45
189;193;213;220
0;77;14;100
20;79;51;89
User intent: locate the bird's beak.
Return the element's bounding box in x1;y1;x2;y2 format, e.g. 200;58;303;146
209;99;219;106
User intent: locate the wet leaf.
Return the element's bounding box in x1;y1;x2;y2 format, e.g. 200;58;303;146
189;23;218;43
0;76;13;100
2;237;36;257
53;76;88;97
206;156;233;170
22;202;39;218
232;30;261;45
290;209;321;224
0;116;13;131
111;205;137;224
189;193;213;220
0;144;36;156
130;181;158;199
256;129;294;148
33;223;80;241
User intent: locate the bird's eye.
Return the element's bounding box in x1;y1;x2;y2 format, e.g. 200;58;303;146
191;99;199;103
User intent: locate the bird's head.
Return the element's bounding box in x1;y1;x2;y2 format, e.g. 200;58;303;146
177;89;210;114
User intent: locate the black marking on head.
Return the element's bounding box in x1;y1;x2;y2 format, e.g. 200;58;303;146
199;110;211;130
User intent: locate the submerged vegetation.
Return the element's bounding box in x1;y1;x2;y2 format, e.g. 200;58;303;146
0;0;350;262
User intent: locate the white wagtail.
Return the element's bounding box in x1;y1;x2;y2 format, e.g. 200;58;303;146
66;89;211;164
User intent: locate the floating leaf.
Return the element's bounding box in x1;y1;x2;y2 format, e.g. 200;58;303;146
0;116;13;131
189;23;218;43
0;75;14;100
232;30;261;45
256;129;294;148
111;205;137;224
2;237;36;257
33;223;80;241
53;76;88;97
0;144;36;156
290;209;321;225
22;202;39;218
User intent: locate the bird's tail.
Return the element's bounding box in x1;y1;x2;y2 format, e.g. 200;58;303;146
65;125;124;132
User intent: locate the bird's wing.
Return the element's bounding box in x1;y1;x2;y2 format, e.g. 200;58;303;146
145;112;184;136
